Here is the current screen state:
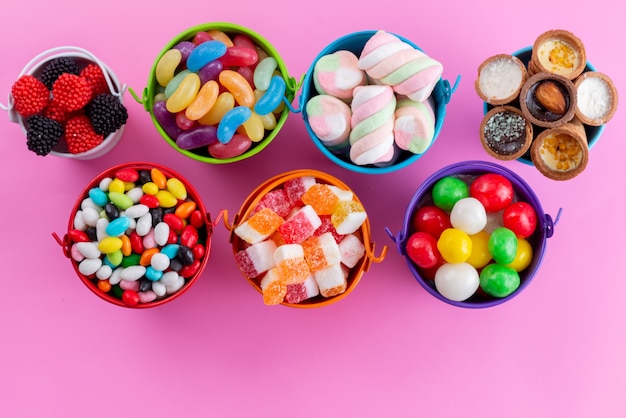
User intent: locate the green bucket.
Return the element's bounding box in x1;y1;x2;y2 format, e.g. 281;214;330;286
131;22;298;164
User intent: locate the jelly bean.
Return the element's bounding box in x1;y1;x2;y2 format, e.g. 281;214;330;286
116;168;140;183
198;60;223;85
123;182;135;192
156;49;183;87
70;244;85;262
206;30;233;46
173;41;195;66
164;69;190;98
219;70;255;107
198;92;235;126
81;198;101;211
108;191;133;210
259;112;277;130
240;111;265;142
97;279;112;293
180;225;199;248
434;262;480;302
153;101;183;140
155;190;178;208
121;253;141;268
466;230;492;269
139;194;160;209
219;46;258;67
160;271;179;286
142;182;159;196
150;168;166;189
209;132;252;159
104;203;120;220
166;73;201;114
175;201;196;219
79;258;102;276
86;227;97;242
95;218;109;242
97;264;114;280
152;281;167;297
75;241;101;259
237;66;255;90
99;177;112;192
177;245;195;265
217;106;252;143
479;263;520;298
88;187;109;207
122;289;140;306
160;244;180;260
187;40;227;72
233;33;256;50
139;248;159;267
169;258;183;272
185;80;219;121
129;231;144;254
254;75;286;116
432;176;469;211
81;207;100;227
163;213;184;233
174;124;217;150
190;210;204;228
106;250;123;267
488;227;518;264
138;291;157;304
176;111;195;130
136;212;153;237
505;237;533;272
192;31;212;45
437;228;472;264
98;237;123;254
106;216;131;237
120;234;132;257
167;229;179;244
142;229;157;250
179;259;201;279
149;207;163;227
449;197;487;235
145;266;163;282
192;243;205;260
153;222;169;247
139;279;152;292
253;57;277;91
124;204;149;219
150;253;170;271
68;229;90;243
167;178;187;200
166;276;186;294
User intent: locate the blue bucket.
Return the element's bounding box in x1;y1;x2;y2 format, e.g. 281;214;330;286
386;160;561;308
298;31;460;174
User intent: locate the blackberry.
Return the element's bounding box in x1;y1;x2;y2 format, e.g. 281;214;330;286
40;57;80;89
25;115;63;156
85;93;128;136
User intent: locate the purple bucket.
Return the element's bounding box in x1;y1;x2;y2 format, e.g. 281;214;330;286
386;160;560;308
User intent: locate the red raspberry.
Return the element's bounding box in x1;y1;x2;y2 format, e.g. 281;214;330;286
51;73;92;112
11;75;50;117
64;115;104;154
80;64;110;98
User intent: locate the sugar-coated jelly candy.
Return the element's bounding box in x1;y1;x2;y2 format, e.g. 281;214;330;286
279;205;322;244
219;46;258;67
331;200;366;235
314;263;347;297
437;228;472;264
479;263;520;298
434;262;480;302
185;80;219;121
235;240;277;278
235;207;284;244
176;125;218;150
302;233;342;273
198;92;235;126
166;73;201;113
186;40;227;72
254;75;286;116
488;227;518;264
217;106;252;143
253;57;278;91
156;49;183;87
219;69;255;107
208;133;252;159
260;268;287;305
432;176;469;211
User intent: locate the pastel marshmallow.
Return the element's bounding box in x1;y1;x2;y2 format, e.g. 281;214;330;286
393;97;436;154
305;94;352;148
313;50;366;100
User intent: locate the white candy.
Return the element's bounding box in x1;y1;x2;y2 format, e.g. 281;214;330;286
150;253;170;272
81;207;101;227
126;187;144;204
165;277;185;294
99;177;113;192
75;242;101;259
96;264;113;280
274;244;304;264
313;263;347;298
338;234;366;268
78;258;102;276
96;217;109;242
154;222;170;246
124;204;150;219
73;210;87;231
160;271;179;286
120;265;146;281
81;197;102;212
109;267;123;285
136;212;152;236
434;262;479;302
152;281;167;297
450;197;487;235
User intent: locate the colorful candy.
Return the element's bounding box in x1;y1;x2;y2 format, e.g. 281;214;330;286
69;167;207;306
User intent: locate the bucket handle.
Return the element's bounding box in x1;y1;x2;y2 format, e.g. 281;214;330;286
362;242;388;272
52;232;71;258
1;46;127;120
544;207;562;239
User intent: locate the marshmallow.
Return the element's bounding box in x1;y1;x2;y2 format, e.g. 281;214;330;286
305;94;352;148
313;50;366;100
393;97;436;154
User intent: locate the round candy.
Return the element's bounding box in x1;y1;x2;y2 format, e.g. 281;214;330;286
434;262;480;302
432;176;469;211
503;201;538;238
406;231;441;269
465;230;492;269
479;263;520;298
488;227;518;264
437;228;472;264
505;237;533;272
469;173;514;212
412;205;451;238
449;197;487;235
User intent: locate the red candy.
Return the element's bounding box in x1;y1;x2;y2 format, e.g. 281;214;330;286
469;173;514;212
406;231;441;269
122;289;140;306
179;259;201;278
190;210;204;228
115;168;139;183
140;194;160;208
68;229;90;243
163;213;184;233
180;225;199;248
412;205;451;238
503;202;537;238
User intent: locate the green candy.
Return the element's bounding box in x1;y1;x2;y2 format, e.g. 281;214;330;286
488;227;518;264
106;249;123;267
121;253;141;268
431;176;469;211
108;191;133;210
480;263;520;298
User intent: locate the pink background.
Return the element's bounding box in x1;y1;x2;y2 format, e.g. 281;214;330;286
1;1;624;416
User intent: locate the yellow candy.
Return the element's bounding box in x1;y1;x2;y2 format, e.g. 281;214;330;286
206;30;234;46
98;237;123;254
240;111;265;142
166;177;187;200
156;49;182;87
141;182;159;196
156;190;178;208
198;92;235;126
108;178;125;194
466;230;492;269
219;70;255;107
185;80;219;121
437;228;472;264
166;72;201;113
259;111;277;130
505;238;533;272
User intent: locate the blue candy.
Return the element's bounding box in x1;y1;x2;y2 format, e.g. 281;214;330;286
186;40;227;72
217;106;252;143
106;216;131;237
160;244;180;259
254;75;286;116
145;266;164;282
88;187;109;207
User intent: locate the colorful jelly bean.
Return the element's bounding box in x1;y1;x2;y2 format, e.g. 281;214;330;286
253;57;278;91
254;75;286;116
217;106;252;143
156;49;183;87
166;73;201;113
219;70;255;107
186;40;227;72
68;167;209;306
185;80;219;121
